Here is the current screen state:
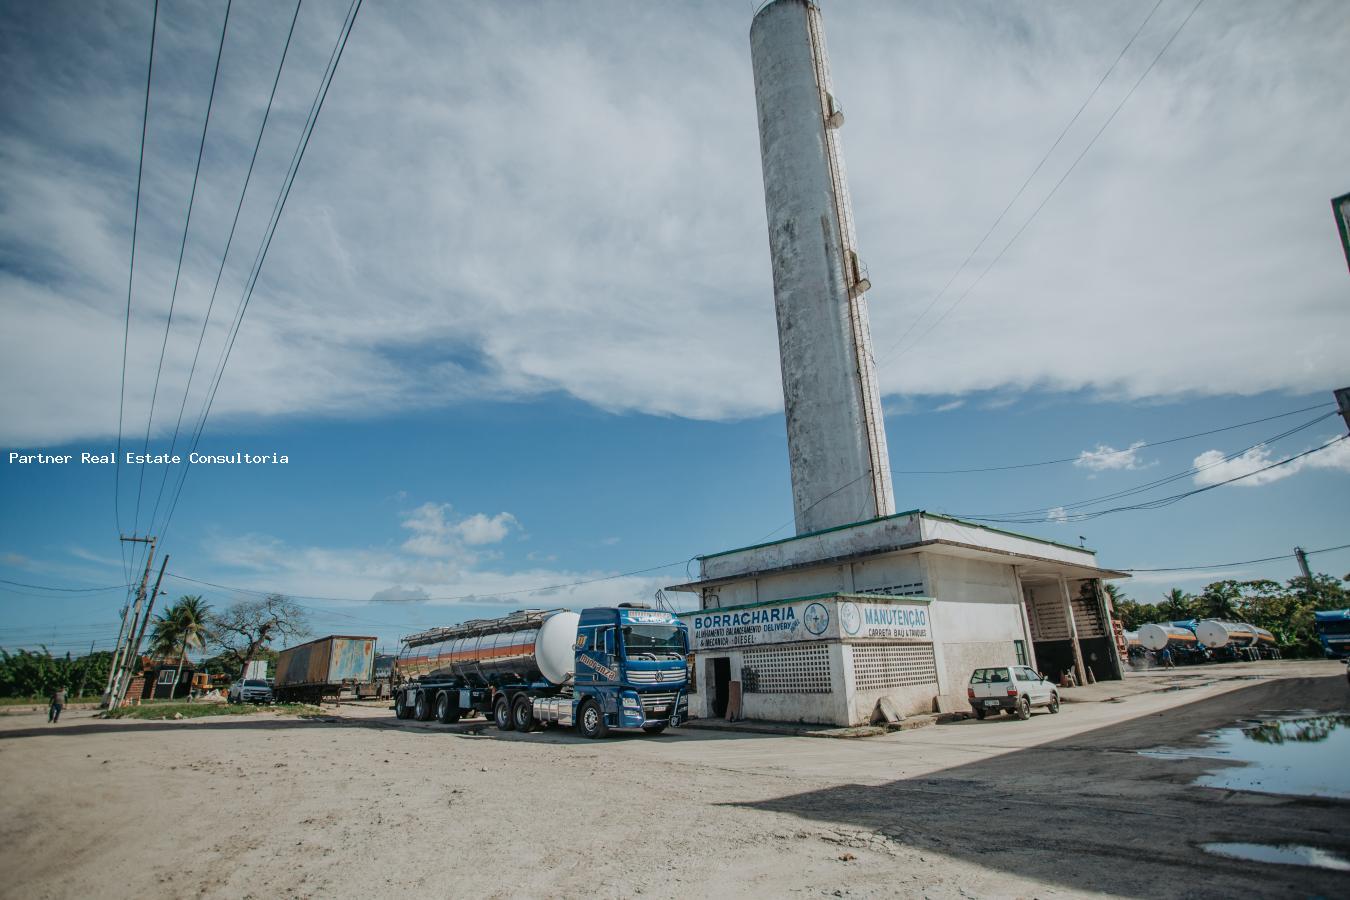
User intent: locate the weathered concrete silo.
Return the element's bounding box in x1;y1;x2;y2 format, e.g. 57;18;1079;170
751;0;895;535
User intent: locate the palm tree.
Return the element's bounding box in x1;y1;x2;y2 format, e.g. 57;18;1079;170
1158;588;1194;622
168;596;211;698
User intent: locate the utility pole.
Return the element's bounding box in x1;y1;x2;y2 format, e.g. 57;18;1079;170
103;536;155;708
1335;386;1350;434
114;554;168;708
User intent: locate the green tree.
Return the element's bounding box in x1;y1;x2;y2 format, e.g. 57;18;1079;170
209;595;309;674
1194;581;1242;620
1157;588;1196;622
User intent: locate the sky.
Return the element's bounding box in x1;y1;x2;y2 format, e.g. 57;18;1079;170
1;0;1347;654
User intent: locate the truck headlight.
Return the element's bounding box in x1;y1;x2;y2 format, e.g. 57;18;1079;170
621;696;640;709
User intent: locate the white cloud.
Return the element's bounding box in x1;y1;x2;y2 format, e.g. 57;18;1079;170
399;503;517;558
601;536;622;546
1047;506;1069;523
933;400;964;413
1075;441;1148;472
0;3;1347;444
1192;436;1350;487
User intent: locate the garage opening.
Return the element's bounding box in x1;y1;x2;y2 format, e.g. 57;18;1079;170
708;657;731;717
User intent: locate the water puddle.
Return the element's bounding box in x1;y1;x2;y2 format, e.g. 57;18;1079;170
1201;842;1350;872
1141;712;1350;800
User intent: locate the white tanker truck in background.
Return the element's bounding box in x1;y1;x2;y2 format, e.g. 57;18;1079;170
393;605;689;738
1131;619;1280;667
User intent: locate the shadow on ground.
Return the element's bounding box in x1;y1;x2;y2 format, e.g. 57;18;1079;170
726;676;1350;899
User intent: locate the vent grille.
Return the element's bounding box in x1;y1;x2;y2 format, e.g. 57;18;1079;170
851;642;938;691
628;669;684;684
740;642;832;694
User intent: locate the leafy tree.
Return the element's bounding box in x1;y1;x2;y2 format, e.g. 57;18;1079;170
1194;581;1242;620
209;594;309;674
1157;588;1196;622
0;648;112;699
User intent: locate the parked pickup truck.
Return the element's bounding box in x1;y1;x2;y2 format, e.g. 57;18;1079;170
968;665;1060;720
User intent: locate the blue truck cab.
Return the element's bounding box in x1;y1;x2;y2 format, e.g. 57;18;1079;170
569;605;690;738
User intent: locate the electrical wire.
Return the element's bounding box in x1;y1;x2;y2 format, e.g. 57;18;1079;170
116;0;160;588
0;579;132;593
879;0;1167;362
962;434;1347;525
154;0;364;554
144;0;305;543
882;0;1209;364
129;1;234;575
1122;542;1350;573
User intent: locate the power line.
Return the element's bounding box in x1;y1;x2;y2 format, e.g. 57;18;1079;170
951;411;1334;521
879;0;1167;361
962;434;1347;525
116;0;160;589
1123;542;1350;573
144;0;305;541
154;0;364;553
129;0;234;580
883;0;1208;363
892;401;1333;475
0;579;131;593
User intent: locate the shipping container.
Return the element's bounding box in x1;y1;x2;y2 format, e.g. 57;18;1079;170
274;635;377;703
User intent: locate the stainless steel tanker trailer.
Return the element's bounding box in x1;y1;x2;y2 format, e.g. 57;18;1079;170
1194;620;1280;660
393;605;690;738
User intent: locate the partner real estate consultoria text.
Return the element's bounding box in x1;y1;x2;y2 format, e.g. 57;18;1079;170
7;451;290;465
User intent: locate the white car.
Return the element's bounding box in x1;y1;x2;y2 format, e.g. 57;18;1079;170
967;665;1060;720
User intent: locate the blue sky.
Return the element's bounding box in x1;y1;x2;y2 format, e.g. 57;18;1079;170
1;1;1348;653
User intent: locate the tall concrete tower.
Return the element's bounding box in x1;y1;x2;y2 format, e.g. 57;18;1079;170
751;0;895;534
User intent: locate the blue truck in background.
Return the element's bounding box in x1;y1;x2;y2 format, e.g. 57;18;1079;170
1314;608;1350;659
394;605;689;738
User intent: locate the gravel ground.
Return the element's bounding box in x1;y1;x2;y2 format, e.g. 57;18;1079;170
0;660;1346;899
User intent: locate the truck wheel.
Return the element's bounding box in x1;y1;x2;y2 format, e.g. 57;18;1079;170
1048;693;1060;714
511;694;535;732
414;691;432;721
435;692;460;724
493;694;515;731
395;692;410;719
578;699;609;739
642;723;667;735
1016;696;1031;720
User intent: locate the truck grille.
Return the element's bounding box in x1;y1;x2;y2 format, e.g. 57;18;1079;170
639;692;678;714
628;669;684;684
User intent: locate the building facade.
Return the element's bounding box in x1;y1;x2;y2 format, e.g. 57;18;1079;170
669;510;1127;726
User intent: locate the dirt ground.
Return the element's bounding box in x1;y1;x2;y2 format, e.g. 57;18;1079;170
1;660;1346;899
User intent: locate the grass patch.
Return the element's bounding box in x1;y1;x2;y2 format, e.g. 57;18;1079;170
103;701;321;720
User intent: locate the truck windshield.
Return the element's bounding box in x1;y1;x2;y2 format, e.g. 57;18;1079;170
621;625;686;658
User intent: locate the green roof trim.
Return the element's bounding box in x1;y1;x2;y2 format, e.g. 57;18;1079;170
697;509;1095;562
675;591;934;616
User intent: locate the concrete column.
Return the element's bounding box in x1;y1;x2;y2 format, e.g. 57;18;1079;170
1012;567;1040;672
1057;575;1087;684
1093;579;1125;680
833;643;857;726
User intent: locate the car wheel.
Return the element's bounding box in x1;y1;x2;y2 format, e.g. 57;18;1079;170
1016;696;1031;720
577;699;609;739
1048;692;1060;714
493;693;514;731
974;708;986;720
511;694;535;732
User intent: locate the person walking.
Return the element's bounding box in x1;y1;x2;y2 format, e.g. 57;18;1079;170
1160;647;1175;669
48;686;66;723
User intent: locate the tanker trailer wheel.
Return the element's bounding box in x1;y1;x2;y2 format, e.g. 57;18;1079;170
1015;696;1031;721
511;694;536;733
394;692;411;719
1048;692;1060;714
414;691;432;721
435;691;460;724
493;693;515;731
577;699;609;739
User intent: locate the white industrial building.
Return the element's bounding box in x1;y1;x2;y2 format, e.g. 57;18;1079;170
667;0;1128;727
670;511;1126;726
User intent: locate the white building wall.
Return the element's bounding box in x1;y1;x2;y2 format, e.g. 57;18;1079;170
924;553;1029;695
